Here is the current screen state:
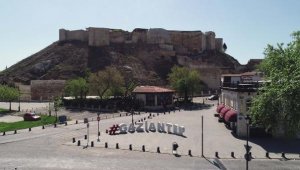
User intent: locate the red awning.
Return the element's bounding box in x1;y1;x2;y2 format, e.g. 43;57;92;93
216;104;225;113
224;109;237;122
219;107;231;118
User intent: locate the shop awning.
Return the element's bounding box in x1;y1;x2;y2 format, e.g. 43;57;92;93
216;104;225;113
219;107;231;118
224;109;237;122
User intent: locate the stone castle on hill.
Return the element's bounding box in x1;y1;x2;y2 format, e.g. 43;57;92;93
59;27;224;52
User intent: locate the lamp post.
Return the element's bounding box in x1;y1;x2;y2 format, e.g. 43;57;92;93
244;115;251;170
18;87;21;112
97;112;100;142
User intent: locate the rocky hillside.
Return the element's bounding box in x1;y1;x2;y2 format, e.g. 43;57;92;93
0;40;251;89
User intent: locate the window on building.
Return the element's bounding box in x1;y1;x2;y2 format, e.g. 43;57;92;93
146;94;155;106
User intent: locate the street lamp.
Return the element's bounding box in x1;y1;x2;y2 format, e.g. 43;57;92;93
97;112;100;142
18;87;21;112
244;115;252;170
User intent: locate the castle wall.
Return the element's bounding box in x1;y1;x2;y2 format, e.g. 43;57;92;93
147;28;171;44
58;28;223;52
59;29;88;42
170;31;205;53
88;27;110;46
132;28;147;43
109;30;125;43
215;38;223;52
31;80;66;101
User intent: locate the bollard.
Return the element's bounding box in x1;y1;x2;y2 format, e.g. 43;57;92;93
42;125;45;129
231;152;235;158
157;147;160;153
54;123;57;128
29;128;31;132
120;114;121;117
3;131;5;136
282;152;287;159
138;120;140;122
106;129;108;133
76;120;78;124
215;152;219;158
144;117;146;120
91;141;94;147
77;140;81;146
126;113;128;116
14;130;17;134
188;150;192;156
157;113;159;116
72;138;76;143
65;122;68;126
84;135;87;140
142;145;145;152
164;112;166;115
266;152;270;158
116;143;119;149
129;144;132;150
105;142;108;148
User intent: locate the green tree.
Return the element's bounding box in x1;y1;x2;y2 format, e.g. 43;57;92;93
250;31;300;137
89;67;124;99
64;78;88;99
53;97;62;123
0;85;20;111
168;66;201;103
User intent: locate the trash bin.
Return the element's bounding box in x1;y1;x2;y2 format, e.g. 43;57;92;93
58;115;67;124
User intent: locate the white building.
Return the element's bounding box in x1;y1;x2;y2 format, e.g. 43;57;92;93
217;72;263;137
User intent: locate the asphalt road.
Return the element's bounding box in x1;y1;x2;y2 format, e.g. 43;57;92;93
1;100;300;169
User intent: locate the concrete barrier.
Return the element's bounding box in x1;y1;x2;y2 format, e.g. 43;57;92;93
188;150;192;156
266;152;270;158
231;152;235;158
215;152;219;158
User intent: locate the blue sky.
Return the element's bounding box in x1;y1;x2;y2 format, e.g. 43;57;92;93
1;0;300;71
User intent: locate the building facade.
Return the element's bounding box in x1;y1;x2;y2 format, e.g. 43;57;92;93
217;72;262;137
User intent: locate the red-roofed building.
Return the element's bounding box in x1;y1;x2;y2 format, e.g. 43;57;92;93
132;86;175;110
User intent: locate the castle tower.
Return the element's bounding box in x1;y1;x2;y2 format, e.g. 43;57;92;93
205;31;216;50
87;27;110;46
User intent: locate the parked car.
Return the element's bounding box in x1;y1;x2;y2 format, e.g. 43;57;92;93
23;112;41;121
208;95;218;100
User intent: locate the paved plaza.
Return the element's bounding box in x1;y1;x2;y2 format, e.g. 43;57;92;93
1;100;300;169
